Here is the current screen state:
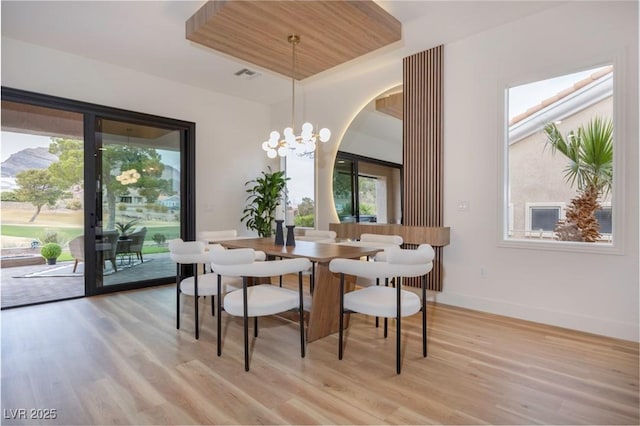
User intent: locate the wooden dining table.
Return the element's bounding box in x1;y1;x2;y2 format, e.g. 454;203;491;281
214;237;383;342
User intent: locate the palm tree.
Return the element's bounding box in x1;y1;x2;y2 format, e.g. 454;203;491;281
543;116;613;242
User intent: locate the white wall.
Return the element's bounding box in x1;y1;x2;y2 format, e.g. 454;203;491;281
302;1;639;341
1;38;272;236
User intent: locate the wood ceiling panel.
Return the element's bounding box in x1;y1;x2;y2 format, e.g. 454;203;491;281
375;92;403;120
186;0;401;80
1;101;83;139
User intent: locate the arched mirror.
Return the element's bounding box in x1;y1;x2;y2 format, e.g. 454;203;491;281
333;86;403;224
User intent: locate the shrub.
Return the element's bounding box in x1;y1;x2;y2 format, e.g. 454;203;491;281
118;203;127;211
152;233;166;245
136;208;144;213
42;232;59;244
1;191;18;201
295;214;315;228
40;243;62;260
65;199;82;210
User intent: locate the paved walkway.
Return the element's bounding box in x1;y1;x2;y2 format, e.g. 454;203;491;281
1;252;174;308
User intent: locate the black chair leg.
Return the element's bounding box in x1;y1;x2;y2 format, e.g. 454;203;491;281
396;313;401;374
396;285;402;374
217;275;222;356
194;265;199;340
339;273;345;360
310;262;316;294
423;274;427;357
212;295;215;316
375;278;380;328
384;278;389;338
254;317;258;338
176;264;181;330
299;271;305;358
243;277;250;371
396;283;402;374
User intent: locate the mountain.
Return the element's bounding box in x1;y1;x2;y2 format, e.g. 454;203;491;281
0;147;58;177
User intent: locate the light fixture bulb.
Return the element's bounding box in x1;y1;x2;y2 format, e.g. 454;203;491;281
319;128;331;142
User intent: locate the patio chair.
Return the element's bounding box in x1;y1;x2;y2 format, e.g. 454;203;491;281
99;230;119;272
69;235;84;273
128;226;147;262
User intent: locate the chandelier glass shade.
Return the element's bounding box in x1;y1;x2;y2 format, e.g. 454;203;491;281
262;35;330;159
115;168;140;185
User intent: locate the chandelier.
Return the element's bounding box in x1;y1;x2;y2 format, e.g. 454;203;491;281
262;35;330;159
115;169;140;185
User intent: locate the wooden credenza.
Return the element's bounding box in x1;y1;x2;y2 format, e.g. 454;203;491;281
329;223;449;247
329;222;450;291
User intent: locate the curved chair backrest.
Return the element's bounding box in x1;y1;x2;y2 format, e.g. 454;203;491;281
360;233;403;246
376;243;435;263
198;230;238;244
101;230;119;258
298;230;337;242
169;240;208;264
211;248;311;278
128;226;147;251
68;235;84;260
330;246;432;280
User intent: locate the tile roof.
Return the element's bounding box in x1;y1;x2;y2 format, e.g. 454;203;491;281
509;65;613;126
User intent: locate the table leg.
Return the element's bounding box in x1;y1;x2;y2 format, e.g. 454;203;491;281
306;261;356;342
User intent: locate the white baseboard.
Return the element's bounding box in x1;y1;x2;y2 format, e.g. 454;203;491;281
430;291;639;342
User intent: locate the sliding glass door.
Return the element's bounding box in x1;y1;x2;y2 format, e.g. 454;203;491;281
0;100;85;307
333;152;402;224
93;118;183;290
1;87;195;304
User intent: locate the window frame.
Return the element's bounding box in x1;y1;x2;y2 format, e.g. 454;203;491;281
498;54;626;255
524;202;566;239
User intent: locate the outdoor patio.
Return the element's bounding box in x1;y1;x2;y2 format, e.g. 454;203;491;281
1;252;174;308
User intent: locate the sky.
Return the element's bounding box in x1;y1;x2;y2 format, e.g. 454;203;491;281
0;132;50;162
508;65;610;119
1;131;180;170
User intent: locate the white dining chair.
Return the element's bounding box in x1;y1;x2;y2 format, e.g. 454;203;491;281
168;239;243;340
329;244;435;374
210;248;312;371
198;229;239;244
294;230;337;293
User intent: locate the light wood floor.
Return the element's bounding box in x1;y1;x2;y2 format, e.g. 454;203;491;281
1;282;638;425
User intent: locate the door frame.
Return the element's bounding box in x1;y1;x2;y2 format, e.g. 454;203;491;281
1;87;196;297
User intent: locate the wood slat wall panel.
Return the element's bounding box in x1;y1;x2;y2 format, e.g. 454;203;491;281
403;45;444;291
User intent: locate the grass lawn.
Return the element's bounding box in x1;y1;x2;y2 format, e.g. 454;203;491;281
1;224;83;242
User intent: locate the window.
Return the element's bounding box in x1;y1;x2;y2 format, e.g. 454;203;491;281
525;203;565;238
595;205;612;235
504;64;614;247
285;153;315;228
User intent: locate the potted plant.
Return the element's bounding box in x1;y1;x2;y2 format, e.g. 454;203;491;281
241;167;289;237
40;242;62;265
115;219;139;240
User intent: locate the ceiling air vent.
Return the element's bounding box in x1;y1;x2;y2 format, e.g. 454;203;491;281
234;68;260;79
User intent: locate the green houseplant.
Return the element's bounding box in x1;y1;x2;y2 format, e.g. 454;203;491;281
241;168;289;237
115;219;139;240
41;242;62;265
